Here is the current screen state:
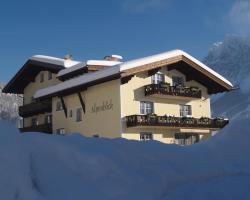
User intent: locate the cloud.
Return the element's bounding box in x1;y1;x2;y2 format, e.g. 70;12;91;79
228;0;250;33
122;0;170;14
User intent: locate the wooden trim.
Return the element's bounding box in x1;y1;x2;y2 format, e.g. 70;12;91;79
59;96;67;118
77;92;86;113
3;59;64;94
121;55;182;77
181;55;232;91
121;75;134;84
148;67;161;76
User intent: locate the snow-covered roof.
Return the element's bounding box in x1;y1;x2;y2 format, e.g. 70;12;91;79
34;49;234;99
34;65;120;98
31;55;81;68
57;60;122;78
119;49;233;87
57;62;87;77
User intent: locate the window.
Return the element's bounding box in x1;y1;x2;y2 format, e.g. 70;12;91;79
68;109;73;118
31;118;38;126
140;132;153;141
140;101;154;114
76;108;83;122
56;101;63;111
174;133;199;145
172;76;184;86
40;73;44;83
45;115;52;124
180;105;192;117
56;128;65;135
151;72;165;84
48;71;52;80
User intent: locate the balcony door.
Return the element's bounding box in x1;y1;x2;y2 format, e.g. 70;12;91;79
151;72;165;84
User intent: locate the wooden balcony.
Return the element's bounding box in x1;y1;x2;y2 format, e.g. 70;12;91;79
126;115;229;130
19;123;52;134
19;99;52;117
145;84;202;99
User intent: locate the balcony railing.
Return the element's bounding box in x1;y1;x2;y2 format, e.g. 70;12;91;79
126;114;229;130
19;123;52;134
145;84;202;98
19;99;52;117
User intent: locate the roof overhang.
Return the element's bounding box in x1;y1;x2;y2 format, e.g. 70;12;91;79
32;49;234;99
120;51;233;94
3;59;64;94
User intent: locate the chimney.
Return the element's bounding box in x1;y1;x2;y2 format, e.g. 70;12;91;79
64;54;73;60
104;54;123;61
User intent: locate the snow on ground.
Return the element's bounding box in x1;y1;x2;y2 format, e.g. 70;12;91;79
0;117;249;200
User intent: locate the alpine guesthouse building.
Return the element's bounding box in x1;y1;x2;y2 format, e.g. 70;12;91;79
3;50;234;145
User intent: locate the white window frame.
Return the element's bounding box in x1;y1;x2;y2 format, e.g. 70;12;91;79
180;105;192;117
140;132;153;141
151;72;165;84
140;101;154;114
174;133;199;145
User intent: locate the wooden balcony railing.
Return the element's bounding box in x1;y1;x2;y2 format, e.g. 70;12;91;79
126;115;229;130
19;123;52;134
145;84;202;98
19;99;52;117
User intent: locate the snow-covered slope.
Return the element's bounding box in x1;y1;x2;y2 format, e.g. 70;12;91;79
0;113;249;200
203;36;250;120
204;35;250;86
0;83;22;123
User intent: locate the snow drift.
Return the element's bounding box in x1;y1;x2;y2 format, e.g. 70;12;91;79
0;116;250;200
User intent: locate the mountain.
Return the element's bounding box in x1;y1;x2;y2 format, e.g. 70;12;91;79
0;83;22;123
203;35;250;121
204;35;250;86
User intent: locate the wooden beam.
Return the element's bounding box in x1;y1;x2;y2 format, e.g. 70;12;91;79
121;75;134;85
186;75;194;81
148;67;161;76
77;92;86;113
59;96;67;118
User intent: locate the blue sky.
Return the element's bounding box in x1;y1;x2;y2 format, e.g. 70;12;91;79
0;0;249;82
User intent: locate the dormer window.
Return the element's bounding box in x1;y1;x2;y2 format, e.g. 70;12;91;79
172;76;184;87
40;73;44;83
151;72;165;84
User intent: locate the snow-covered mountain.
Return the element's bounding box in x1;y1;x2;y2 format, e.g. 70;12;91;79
203;35;250;121
0;83;22;123
204;35;250;86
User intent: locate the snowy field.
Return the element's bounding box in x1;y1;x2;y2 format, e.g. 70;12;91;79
0;116;249;200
